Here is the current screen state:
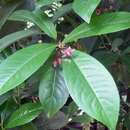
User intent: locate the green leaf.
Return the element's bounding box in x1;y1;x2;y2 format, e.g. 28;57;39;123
0;29;40;52
36;0;61;8
20;123;37;130
8;10;57;39
52;3;72;22
63;50;120;130
63;12;130;43
39;67;69;117
0;2;20;29
67;101;78;117
0;93;10;106
1;98;17;122
72;114;92;124
0;44;56;95
6;103;43;128
72;0;101;23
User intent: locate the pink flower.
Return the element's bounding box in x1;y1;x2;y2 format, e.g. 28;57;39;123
62;47;75;58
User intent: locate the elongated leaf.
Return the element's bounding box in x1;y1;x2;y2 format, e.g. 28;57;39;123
63;50;120;130
0;29;40;52
67;101;78;117
21;123;37;130
39;67;69;117
0;44;56;95
0;2;20;29
6;103;43;128
8;10;57;39
1;98;17;122
52;3;72;22
0;93;10;106
63;12;130;43
72;0;101;23
36;0;61;8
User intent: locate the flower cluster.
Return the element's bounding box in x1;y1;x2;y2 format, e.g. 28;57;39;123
53;46;74;68
62;47;75;58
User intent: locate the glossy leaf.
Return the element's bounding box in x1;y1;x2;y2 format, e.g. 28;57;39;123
52;3;72;22
36;0;61;8
73;0;101;23
0;29;40;52
63;50;120;130
1;99;17;122
63;12;130;43
0;2;20;29
6;103;43;128
0;44;56;95
9;10;57;39
39;67;69;117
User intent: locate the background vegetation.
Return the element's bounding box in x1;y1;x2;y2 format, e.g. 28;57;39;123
0;0;130;130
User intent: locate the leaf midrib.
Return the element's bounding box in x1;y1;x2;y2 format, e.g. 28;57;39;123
10;10;55;38
64;18;130;43
0;3;19;29
34;13;55;38
71;58;111;127
0;30;40;52
45;69;57;104
7;106;43;126
1;45;55;88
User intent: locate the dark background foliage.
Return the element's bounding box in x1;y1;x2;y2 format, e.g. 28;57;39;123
0;0;130;130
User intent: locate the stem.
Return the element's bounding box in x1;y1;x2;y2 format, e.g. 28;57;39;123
1;127;5;130
17;87;21;106
1;120;5;130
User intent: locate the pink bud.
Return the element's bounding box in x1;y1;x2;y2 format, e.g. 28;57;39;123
53;60;58;68
57;57;62;65
62;47;74;58
53;57;62;68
